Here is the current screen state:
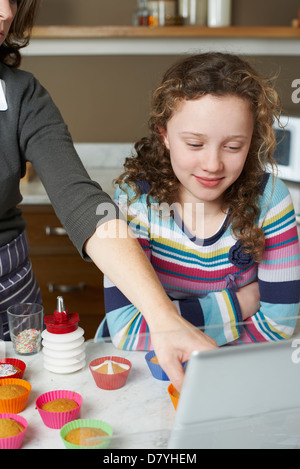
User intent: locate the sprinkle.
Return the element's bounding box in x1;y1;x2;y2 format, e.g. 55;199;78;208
15;329;40;354
0;364;18;377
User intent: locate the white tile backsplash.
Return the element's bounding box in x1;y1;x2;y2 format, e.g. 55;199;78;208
74;143;134;168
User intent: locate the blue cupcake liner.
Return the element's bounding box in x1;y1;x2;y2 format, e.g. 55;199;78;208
145;350;169;381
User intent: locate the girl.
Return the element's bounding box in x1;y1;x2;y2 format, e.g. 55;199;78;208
96;52;300;349
0;0;215;391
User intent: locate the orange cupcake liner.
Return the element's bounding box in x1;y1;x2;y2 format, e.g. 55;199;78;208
168;384;180;410
0;379;31;414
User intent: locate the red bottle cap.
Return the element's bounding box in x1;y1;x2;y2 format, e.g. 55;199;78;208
44;296;79;334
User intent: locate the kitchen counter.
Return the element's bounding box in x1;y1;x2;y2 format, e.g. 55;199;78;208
20;167;123;205
20;143;133;204
2;340;174;449
3;324;300;450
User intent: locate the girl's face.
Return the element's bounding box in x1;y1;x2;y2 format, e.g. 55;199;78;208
162;94;254;209
0;0;18;47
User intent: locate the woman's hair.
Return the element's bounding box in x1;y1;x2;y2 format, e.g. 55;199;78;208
0;0;41;67
116;52;283;262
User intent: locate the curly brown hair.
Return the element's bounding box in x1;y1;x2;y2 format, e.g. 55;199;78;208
116;53;283;263
0;0;41;67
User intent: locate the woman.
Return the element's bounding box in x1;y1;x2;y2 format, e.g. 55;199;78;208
0;0;216;391
96;53;300;349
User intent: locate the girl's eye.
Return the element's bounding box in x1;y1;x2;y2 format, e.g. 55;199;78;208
187;143;203;149
225;145;241;151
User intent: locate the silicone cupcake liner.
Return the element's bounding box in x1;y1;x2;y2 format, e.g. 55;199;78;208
168;384;180;410
0;413;28;449
60;419;113;450
0;359;26;380
145;350;169;381
89;356;132;390
0;379;31;414
36;390;82;429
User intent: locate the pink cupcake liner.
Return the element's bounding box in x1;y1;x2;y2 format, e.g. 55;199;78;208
0;413;28;449
36;390;82;429
89;356;132;390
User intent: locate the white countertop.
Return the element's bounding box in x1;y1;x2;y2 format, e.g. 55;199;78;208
2;340;175;449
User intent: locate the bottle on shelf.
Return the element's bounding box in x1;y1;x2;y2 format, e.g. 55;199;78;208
147;0;179;26
179;0;207;26
148;1;160;26
133;0;151;26
207;0;232;27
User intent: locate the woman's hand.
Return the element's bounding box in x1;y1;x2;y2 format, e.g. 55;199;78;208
236;281;260;320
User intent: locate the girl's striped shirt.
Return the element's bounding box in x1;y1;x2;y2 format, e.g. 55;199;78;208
95;173;300;350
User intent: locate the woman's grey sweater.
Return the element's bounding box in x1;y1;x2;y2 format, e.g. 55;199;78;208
0;62;119;256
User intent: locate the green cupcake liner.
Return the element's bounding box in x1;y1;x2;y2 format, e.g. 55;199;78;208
60;419;113;450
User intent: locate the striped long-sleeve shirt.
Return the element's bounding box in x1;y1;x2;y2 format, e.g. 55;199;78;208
95;173;300;350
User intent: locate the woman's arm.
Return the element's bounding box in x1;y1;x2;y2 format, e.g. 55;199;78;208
85;219;217;391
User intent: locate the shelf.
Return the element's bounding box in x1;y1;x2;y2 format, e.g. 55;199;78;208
23;25;300;56
31;26;300;39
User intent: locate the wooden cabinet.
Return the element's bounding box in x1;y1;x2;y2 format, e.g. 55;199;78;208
22;205;105;340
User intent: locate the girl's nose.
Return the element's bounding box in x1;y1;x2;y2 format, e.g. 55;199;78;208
202;149;224;173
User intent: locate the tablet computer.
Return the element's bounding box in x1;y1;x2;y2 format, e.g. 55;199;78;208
168;339;300;449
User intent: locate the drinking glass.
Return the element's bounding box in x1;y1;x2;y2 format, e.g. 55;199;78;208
7;303;44;355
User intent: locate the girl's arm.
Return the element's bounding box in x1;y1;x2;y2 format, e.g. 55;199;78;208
234;179;300;344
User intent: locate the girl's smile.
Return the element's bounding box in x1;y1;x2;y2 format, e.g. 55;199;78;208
193;175;225;188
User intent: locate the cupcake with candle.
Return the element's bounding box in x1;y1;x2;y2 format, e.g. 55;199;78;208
89;356;132;390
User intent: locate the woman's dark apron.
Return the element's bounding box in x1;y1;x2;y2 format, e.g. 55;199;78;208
0;231;42;341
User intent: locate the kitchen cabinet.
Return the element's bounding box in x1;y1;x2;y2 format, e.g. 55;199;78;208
22;204;105;340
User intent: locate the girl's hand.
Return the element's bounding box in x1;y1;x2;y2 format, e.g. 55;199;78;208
149;313;218;392
236;281;260;320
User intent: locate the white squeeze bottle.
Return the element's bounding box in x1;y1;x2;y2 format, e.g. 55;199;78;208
41;296;86;374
